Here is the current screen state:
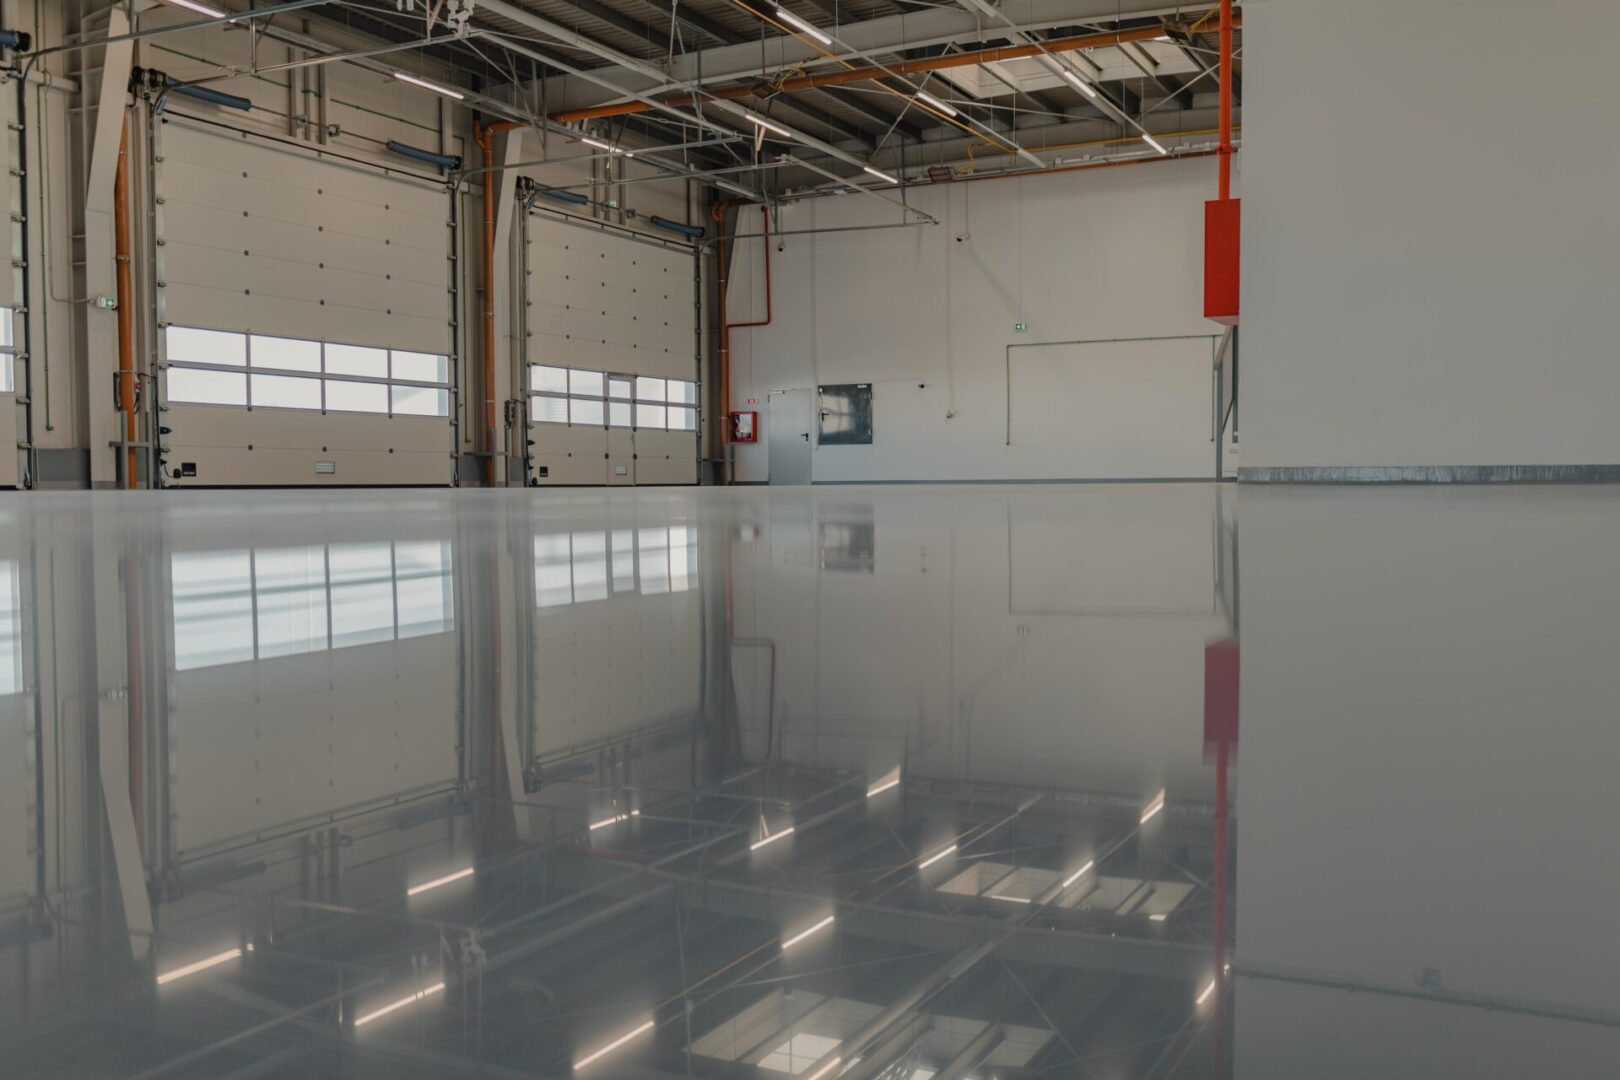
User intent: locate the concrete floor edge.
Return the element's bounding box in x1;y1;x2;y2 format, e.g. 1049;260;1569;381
1238;465;1620;484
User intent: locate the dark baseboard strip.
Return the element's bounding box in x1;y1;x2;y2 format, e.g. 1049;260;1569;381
1240;465;1620;485
810;476;1230;486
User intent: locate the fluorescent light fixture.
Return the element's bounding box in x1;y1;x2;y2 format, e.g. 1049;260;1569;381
1149;912;1168;922
1061;69;1098;99
918;843;957;870
774;6;832;46
867;767;901;798
574;1019;656;1070
915;91;958;118
163;0;228;16
407;866;475;897
989;894;1031;904
156;947;242;986
751;824;796;851
354;981;445;1027
1061;859;1095;889
1142;133;1169;156
1196;979;1217;1006
745;113;796;139
1139;790;1167;824
581;136;633;158
862;165;900;184
1153;34;1173;42
392;71;465;101
781;914;836;950
589;809;640;831
803;1058;843;1080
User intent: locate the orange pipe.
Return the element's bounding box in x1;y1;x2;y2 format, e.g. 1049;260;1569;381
114;120;137;489
1219;0;1234;200
476;121;498;486
550;20;1240;124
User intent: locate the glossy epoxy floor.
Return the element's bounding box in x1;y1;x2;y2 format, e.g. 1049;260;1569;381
1;482;1617;1079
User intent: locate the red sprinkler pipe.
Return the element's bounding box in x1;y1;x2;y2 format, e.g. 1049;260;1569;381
1218;0;1235;201
713;204;772;483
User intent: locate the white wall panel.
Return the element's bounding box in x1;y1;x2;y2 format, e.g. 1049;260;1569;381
526;211;696;379
156;121;453;485
533;592;703;753
728;160;1231;482
157;120;451;353
171;632;457;855
526;210;698;485
1242;0;1620;472
634;430;698;485
164;405;450;486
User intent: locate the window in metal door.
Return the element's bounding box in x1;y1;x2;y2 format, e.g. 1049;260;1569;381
818;383;873;445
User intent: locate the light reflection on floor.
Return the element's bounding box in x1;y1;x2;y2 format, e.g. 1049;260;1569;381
0;483;1615;1078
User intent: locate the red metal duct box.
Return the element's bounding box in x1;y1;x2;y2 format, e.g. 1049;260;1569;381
1204;199;1241;326
1204;637;1240;745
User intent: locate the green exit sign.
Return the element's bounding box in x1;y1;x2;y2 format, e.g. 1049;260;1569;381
1014;322;1027;333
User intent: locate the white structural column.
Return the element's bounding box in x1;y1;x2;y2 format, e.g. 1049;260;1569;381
90;503;153;961
493;129;525;485
1241;0;1620;478
496;503;532;840
81;9;136;488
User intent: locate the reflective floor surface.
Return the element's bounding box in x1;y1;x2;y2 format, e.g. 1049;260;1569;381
0;482;1616;1078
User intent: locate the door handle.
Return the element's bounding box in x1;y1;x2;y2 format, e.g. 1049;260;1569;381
800;433;809;441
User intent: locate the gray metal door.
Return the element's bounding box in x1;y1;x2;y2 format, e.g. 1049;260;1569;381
768;388;812;485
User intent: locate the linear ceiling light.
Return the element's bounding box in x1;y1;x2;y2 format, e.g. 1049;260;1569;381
989;894;1031;904
590;809;640;831
751;824;796;851
867;767;901;798
915;90;958;118
918;843;957;870
1141;133;1169;155
163;0;228;16
803;1058;844;1080
1195;979;1217;1006
1149;912;1169;921
774;6;832;45
354;981;445;1027
156;947;242;986
407;866;474;897
574;1019;656;1070
1060;69;1099;99
1139;790;1167;824
1060;859;1095;890
392;71;465;100
863;166;899;184
745;113;795;139
582;136;634;158
781;914;836;950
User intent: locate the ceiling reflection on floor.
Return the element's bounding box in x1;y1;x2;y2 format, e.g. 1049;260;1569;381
0;483;1613;1078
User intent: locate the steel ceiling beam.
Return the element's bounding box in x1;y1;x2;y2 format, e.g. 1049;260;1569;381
545;0;1190;109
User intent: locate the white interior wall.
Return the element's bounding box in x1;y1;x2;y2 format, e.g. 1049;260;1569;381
727;159;1235;483
1241;0;1620;472
729;487;1230;798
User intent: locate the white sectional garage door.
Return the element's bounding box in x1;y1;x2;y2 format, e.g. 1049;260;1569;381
155;117;455;486
524;209;698;486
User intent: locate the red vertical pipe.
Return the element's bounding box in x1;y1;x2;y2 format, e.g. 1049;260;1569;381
1213;737;1230;1071
713;204;772;484
1218;0;1234;201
